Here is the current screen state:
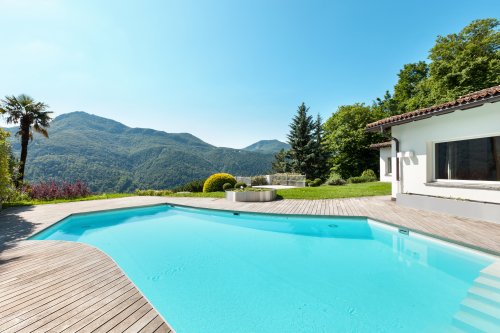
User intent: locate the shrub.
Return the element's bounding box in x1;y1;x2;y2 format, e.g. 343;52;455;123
222;183;234;190
135;189;173;196
326;172;346;186
347;176;367;184
28;180;91;200
203;173;237;192
251;176;268;186
361;169;377;180
2;186;30;202
0;129;11;201
309;178;323;187
347;169;377;184
347;176;375;184
173;179;205;192
234;182;247;189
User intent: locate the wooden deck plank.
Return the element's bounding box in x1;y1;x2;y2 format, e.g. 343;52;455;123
0;271;125;332
139;315;166;333
40;288;140;332
107;303;154;333
89;298;149;333
0;264;122;320
0;261;113;311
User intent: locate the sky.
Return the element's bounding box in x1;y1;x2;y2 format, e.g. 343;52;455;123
0;0;498;148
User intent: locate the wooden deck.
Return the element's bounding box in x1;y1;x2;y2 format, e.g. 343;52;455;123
1;195;500;332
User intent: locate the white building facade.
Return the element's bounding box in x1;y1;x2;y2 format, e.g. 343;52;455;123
370;142;392;182
367;86;500;223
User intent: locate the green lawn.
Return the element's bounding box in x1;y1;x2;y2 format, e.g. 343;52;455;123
276;182;391;200
2;182;391;207
169;192;225;198
164;182;391;200
2;193;135;208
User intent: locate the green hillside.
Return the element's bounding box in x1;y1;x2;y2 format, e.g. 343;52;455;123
243;139;290;154
5;112;273;192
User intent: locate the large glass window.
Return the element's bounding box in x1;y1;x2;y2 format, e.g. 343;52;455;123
435;136;500;181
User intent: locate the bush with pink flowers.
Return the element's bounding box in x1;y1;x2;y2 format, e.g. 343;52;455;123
27;180;91;200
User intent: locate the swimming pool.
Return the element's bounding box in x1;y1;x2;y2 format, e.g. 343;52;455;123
31;205;500;332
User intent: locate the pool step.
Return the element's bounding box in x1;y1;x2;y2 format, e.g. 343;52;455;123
452;262;500;332
476;276;500;293
468;286;500;307
460;298;500;323
453;310;500;333
480;262;500;283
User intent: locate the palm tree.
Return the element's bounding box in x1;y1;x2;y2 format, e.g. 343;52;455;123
0;95;52;186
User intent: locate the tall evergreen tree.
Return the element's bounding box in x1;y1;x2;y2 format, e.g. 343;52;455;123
310;114;329;180
287;103;315;178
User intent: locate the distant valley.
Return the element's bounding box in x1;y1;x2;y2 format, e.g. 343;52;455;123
4;112;288;192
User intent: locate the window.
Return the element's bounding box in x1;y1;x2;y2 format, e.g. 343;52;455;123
435;136;500;181
386;157;392;175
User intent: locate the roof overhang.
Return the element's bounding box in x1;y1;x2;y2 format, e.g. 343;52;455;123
365;86;500;133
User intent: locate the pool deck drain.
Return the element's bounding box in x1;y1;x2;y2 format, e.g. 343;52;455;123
1;195;500;332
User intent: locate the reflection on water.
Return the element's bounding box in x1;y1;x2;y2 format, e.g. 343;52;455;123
182;209;374;240
370;225;492;283
31;205;169;240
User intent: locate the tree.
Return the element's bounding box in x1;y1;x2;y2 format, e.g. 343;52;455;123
426;18;500;103
0;95;53;186
323;104;384;179
392;61;429;112
287;103;315;178
383;19;499;114
0;129;12;201
272;148;292;173
309;114;329;180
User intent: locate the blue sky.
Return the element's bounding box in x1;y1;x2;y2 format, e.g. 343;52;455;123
1;0;498;148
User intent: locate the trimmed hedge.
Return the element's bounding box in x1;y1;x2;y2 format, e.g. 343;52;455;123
203;173;237;192
222;183;234;190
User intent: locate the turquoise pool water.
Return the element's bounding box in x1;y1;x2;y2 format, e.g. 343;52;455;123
31;205;495;332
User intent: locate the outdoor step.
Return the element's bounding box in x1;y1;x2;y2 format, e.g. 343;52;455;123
461;298;500;324
453;310;500;333
481;263;500;283
476;276;500;293
468;286;500;308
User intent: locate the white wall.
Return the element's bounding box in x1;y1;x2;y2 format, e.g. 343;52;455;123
391;101;500;204
379;147;392;182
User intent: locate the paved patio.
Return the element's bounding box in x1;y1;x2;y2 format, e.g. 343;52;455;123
1;195;500;332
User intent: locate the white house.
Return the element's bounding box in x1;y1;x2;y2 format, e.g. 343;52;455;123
366;85;500;223
369;141;392;182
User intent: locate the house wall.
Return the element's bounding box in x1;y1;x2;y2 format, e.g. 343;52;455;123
379;147;392;182
391;101;500;204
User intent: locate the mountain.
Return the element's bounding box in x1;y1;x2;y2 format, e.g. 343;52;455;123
4;112;274;192
243;139;290;154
